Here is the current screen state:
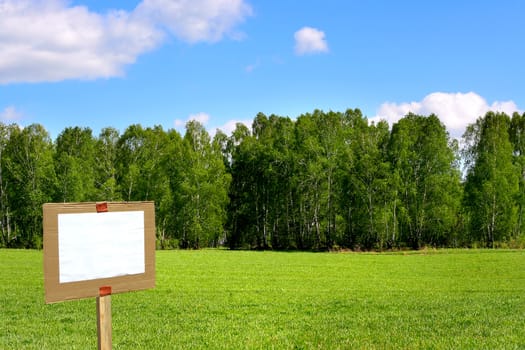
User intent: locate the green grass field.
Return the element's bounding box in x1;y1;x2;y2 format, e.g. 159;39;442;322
1;249;524;349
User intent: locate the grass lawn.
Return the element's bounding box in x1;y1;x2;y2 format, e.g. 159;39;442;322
1;249;525;349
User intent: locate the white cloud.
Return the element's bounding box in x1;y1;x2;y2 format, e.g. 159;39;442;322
136;0;252;43
0;0;161;83
0;0;252;84
370;92;521;139
174;114;251;139
294;27;329;55
245;59;260;73
174;119;185;128
217;119;252;135
189;112;210;125
174;112;210;129
0;106;23;123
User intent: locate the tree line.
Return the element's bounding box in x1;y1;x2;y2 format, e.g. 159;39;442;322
0;109;524;250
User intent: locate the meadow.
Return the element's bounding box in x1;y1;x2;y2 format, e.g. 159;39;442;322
1;249;524;349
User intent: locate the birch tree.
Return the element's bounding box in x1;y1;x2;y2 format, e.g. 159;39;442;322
463;112;519;246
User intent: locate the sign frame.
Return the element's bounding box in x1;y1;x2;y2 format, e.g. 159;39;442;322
43;201;156;304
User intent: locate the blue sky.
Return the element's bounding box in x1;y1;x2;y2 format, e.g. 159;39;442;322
0;0;523;140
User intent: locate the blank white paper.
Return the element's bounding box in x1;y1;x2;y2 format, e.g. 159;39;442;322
58;211;145;283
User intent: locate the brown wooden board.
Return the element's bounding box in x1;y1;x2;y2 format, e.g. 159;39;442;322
43;202;155;303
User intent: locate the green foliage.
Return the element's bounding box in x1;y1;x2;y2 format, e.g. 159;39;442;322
388;114;462;248
167;121;231;248
54;127;97;202
339;113;392;249
2;249;525;349
5;125;56;248
227;110;464;250
510;112;525;237
0;108;524;249
463;112;519;246
94;127;121;201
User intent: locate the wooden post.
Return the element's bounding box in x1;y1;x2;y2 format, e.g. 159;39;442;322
97;287;112;350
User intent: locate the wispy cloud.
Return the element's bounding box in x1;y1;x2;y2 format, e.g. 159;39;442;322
370;92;522;139
0;106;23;123
217;119;252;135
174;113;251;139
245;59;260;73
0;0;252;84
294;27;329;55
174;112;211;129
136;0;252;43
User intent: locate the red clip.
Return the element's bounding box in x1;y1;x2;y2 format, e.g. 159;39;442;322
96;202;108;213
99;286;112;296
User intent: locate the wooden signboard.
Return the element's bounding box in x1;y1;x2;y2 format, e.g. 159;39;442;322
43;201;156;304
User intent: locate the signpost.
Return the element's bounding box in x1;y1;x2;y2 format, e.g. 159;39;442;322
43;201;155;349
